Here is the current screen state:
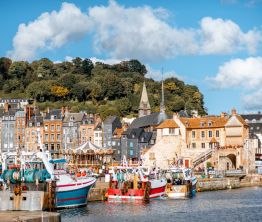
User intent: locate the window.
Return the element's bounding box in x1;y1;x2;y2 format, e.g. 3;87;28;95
208;121;212;127
37;122;40;127
112;141;116;146
130;142;134;148
169;128;176;134
45;134;48;141
44;125;48;131
209;143;213;148
200;121;205;127
51;144;54;151
201;143;205;148
257;127;260;130
130;150;134;156
208;131;212;138
201;131;205;138
56;125;61;131
29;123;32;127
192;131;196;138
95;133;98;137
51;134;54;141
51;125;54;131
82;129;86;134
192;143;196;148
57;134;61;141
57;144;60;150
69;122;73;127
216;130;219;137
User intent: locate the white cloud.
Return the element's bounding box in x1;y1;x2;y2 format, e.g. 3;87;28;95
8;1;262;61
242;89;262;110
210;57;262;110
145;65;182;81
200;17;261;55
88;1;198;61
210;57;262;89
90;57;122;65
8;3;91;60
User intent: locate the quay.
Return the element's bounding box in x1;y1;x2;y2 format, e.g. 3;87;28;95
197;174;262;191
0;211;60;222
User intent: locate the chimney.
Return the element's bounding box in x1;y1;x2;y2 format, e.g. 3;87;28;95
65;107;69;116
220;112;226;118
4;102;9;112
61;106;65;117
231;108;237;116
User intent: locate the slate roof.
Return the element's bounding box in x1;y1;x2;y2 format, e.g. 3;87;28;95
130;112;171;129
44;109;62;120
28;116;44;126
241;114;262;122
63;113;85;123
104;116;118;124
139;131;153;143
94;123;102;131
178;110;191;118
122;128;144;139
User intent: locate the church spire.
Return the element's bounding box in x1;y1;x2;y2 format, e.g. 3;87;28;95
160;68;165;114
139;81;151;117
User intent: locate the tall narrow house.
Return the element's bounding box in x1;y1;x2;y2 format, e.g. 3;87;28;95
139;82;151;118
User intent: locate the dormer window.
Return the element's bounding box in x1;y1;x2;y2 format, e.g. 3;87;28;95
70;116;75;121
200;121;205;127
252;119;256;123
208;121;212;127
51;115;54;120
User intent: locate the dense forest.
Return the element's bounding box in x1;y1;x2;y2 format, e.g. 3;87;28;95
0;57;207;119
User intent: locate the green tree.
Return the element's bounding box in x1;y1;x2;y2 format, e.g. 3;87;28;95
26;80;53;102
0;57;12;80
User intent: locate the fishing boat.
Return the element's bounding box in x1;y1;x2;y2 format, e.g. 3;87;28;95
0;129;96;209
107;166;167;202
165;167;197;199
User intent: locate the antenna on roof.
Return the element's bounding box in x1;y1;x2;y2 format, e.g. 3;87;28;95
160;68;165;114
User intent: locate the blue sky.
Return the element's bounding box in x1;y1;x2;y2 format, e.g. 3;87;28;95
1;0;262;114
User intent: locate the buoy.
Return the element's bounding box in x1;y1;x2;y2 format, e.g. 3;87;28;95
81;171;87;177
76;172;81;177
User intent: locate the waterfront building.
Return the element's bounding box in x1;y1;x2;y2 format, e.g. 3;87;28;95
15;110;26;150
112;127;124;161
94;123;103;147
143;109;255;172
142;119;182;169
1;109;16;164
25;116;44;152
241;112;262;166
43;109;63;157
62;112;84;150
79;113;95;144
102;116;122;148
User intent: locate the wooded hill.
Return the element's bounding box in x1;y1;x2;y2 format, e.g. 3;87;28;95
0;57;207;119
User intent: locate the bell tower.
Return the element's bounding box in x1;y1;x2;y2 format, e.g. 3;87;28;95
139;82;151;117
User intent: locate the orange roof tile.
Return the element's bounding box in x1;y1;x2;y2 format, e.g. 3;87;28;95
156;119;179;129
180;116;229;129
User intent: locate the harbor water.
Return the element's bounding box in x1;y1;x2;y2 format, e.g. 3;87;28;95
59;187;262;222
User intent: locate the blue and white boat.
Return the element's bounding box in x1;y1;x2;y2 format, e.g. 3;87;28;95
35;131;96;208
165;167;197;199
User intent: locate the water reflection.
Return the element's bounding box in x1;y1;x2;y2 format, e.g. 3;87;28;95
60;187;262;222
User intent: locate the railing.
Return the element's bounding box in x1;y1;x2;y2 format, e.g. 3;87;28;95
193;149;213;167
